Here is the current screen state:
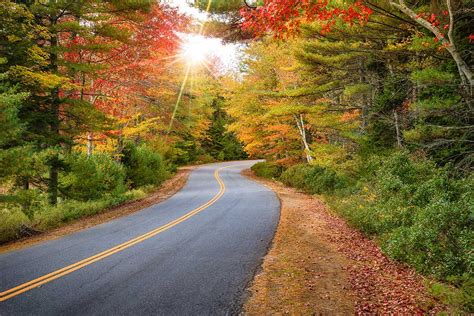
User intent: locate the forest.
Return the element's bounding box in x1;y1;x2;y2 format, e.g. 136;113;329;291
0;0;473;312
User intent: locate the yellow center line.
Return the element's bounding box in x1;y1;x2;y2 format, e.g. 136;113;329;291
0;163;246;302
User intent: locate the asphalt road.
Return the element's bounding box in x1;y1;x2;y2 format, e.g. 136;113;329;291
0;161;280;315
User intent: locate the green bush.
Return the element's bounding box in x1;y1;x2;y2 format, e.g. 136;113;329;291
305;166;347;194
382;175;474;279
61;153;126;201
0;207;30;243
280;164;347;194
429;277;474;313
327;152;473;288
122;143;168;188
251;161;284;179
279;164;311;188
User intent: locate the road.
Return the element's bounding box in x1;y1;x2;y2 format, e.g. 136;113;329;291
0;161;280;315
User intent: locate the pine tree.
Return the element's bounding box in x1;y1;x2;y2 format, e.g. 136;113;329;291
201;98;246;161
1;0;154;204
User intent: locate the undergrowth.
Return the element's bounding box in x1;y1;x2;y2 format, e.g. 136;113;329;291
254;152;473;312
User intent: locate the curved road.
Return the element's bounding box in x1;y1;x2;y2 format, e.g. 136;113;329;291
0;161;280;315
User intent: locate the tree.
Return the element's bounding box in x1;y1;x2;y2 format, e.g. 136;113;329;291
201;97;247;161
388;0;473;86
237;0;473;170
240;0;373;37
1;0;186;204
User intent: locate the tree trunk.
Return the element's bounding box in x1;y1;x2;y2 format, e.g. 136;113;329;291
393;109;403;148
294;114;313;163
22;176;29;190
359;60;369;132
87;133;94;157
86;79;95;156
390;0;473;87
48;156;59;205
48;31;60;205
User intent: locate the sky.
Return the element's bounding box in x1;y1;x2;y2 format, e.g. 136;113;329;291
167;0;209;20
167;0;243;74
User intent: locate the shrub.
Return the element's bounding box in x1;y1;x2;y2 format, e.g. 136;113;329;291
122;143;168;188
251;161;284;179
279;164;311;188
383;196;473;278
61;153;126;201
327;152;473;289
305;166;346;194
280;164;347;194
196;154;215;164
0;207;30;243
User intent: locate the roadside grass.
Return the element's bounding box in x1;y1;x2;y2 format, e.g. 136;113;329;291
0;207;29;243
0;189;147;244
35;189;147;231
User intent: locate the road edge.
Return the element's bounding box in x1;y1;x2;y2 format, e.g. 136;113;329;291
230;168;283;315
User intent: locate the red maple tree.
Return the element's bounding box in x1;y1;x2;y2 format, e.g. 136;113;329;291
240;0;373;37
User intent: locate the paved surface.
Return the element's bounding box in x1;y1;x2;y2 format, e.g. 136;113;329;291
0;161;280;315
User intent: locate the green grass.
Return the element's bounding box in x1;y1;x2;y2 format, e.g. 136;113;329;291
0;207;30;243
0;189;147;244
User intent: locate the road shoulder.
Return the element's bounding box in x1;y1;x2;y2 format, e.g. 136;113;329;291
242;169;444;315
0;167;195;254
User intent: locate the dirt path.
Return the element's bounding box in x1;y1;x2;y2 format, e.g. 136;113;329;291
242;170;445;315
0;167;194;254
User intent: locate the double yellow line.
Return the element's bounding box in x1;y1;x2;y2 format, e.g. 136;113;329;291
0;164;238;302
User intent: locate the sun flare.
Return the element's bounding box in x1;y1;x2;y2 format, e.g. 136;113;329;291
179;35;211;66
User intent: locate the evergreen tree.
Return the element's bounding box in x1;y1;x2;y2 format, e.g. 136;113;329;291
1;0;153;204
202;98;247;161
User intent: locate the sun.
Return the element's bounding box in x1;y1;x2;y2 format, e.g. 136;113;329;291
178;34;211;66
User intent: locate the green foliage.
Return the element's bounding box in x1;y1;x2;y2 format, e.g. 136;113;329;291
60;153;126;201
0;147;157;244
325;152;473;286
35;189;146;230
305;166;348;194
0;88;27;145
0;87;32;181
251;162;284;179
429;276;474;313
0;186;146;244
280;164;347;194
201;99;247;161
279;164;312;189
173;139;201;165
121;143;168;188
411;68;455;85
0;207;30;244
342;83;371;98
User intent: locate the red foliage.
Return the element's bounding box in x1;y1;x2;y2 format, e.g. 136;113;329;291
240;0;373;37
311;200;446;315
61;4;188;123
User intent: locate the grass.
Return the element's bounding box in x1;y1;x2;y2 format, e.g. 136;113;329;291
0;189;147;244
